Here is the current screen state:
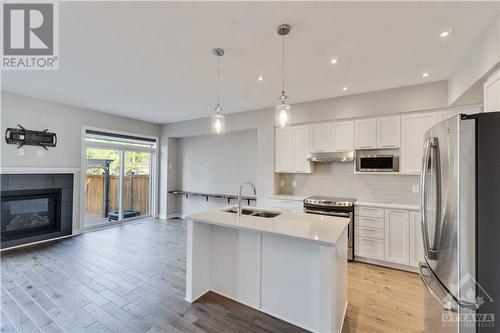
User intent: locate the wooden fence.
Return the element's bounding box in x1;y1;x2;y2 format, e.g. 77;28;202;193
85;174;150;216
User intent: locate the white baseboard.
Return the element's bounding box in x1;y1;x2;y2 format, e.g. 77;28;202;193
355;256;418;273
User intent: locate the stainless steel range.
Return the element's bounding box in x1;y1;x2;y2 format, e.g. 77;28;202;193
303;196;356;261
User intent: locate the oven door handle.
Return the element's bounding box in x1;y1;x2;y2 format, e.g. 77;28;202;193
304;209;351;218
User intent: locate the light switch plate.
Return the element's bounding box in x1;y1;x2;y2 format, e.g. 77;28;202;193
292;180;297;188
37;149;44;157
412;185;420;193
280;180;285;187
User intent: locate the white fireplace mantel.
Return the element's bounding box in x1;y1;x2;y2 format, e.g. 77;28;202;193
0;167;81;174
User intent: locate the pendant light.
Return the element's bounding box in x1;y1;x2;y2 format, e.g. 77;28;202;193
276;24;291;128
211;48;225;134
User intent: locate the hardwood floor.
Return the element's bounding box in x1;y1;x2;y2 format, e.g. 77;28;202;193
344;262;425;333
1;218;424;333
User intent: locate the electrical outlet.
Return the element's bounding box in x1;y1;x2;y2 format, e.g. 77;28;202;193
37;149;44;157
292;180;297;188
280;180;285;187
17;148;24;156
412;185;420;193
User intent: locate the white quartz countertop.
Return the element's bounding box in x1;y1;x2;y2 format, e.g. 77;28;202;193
355;201;420;211
187;206;348;246
269;194;306;201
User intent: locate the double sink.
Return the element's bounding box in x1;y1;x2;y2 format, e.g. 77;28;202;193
222;206;281;218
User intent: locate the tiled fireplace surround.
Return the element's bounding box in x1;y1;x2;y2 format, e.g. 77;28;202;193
1;170;78;249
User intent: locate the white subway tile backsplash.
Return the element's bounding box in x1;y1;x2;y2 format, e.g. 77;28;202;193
278;163;419;204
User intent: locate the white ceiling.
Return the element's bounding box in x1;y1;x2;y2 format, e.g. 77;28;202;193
2;2;499;124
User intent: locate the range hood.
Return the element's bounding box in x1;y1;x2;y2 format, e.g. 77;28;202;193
307;151;354;163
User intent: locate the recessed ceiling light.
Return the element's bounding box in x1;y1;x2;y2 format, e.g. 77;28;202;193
440;29;453;38
258;75;263;81
342;86;348;91
330;58;339;64
421;72;430;78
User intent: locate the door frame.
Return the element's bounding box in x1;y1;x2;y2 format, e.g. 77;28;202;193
80;126;159;232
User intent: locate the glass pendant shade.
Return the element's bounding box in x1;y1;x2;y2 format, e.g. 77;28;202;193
211;113;225;134
275;103;291;128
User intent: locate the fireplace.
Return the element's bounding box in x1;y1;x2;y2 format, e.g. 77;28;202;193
1;173;74;249
1;188;62;242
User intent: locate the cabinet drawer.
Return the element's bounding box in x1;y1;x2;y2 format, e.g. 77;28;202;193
268;199;303;212
355;226;384;240
357;216;384;229
356;206;384;219
355;236;384;260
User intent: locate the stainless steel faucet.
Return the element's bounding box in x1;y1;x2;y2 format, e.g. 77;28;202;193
238;182;256;215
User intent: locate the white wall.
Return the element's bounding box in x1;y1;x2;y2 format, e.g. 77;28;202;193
1;92;160;167
160;80;478;217
1;91;161;229
290;81;451;124
160;108;275;217
171;130;257;216
448;14;500;105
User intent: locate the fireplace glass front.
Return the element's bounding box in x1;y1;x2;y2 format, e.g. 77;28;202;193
1;188;62;242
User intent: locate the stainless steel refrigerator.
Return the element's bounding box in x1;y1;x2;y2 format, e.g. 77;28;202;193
419;112;500;332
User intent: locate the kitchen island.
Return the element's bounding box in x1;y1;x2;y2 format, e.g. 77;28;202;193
186;207;349;333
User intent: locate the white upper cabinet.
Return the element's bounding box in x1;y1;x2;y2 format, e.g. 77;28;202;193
409;211;424;268
484;68;500;113
377;116;400;148
437;110;459;123
355;118;377;149
310;123;332;152
437;106;481;123
275;127;293;172
384;209;410;265
332;121;354;151
400;112;438;173
292;125;312;173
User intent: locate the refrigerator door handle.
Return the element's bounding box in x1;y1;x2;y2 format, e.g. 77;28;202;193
418;262;457;312
420;137;442;260
420;138;432;259
457;299;480;311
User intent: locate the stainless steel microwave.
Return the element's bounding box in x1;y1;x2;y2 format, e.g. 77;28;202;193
356;154;399;172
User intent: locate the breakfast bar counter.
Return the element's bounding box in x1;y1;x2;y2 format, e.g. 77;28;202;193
186;207;348;333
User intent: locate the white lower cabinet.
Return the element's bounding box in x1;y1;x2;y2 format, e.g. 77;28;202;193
355;205;420;270
355;236;384;260
409;211;424;267
384;209;410;265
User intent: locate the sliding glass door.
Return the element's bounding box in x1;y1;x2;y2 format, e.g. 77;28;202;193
83;131;156;230
123;150;151;219
85;148;122;228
